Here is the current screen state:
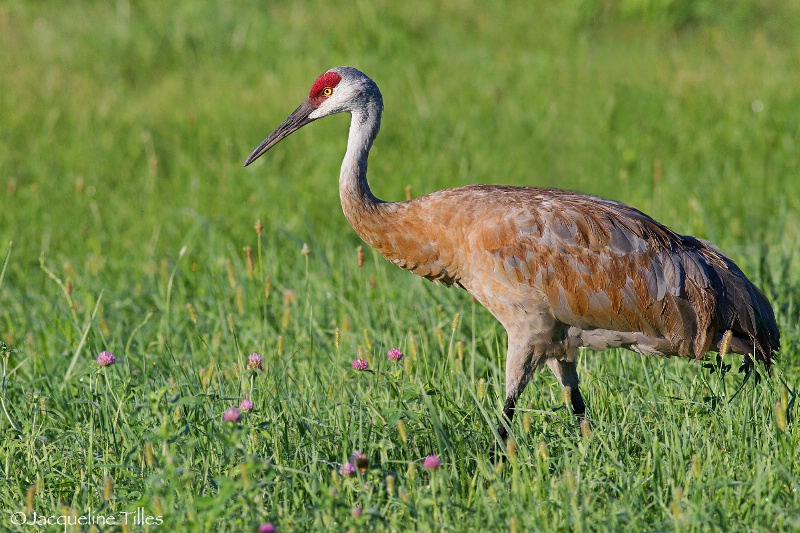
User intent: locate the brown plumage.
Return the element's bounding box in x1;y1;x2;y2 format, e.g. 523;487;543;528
245;67;780;450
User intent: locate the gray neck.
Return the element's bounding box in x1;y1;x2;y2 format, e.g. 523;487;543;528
339;92;384;218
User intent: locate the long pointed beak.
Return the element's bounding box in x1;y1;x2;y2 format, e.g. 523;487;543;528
244;99;317;167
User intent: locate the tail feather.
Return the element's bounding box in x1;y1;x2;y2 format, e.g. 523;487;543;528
694;239;780;368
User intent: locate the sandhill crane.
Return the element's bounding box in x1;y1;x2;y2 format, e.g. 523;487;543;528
244;67;780;451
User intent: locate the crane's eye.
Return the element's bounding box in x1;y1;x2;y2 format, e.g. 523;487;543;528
322;87;333;96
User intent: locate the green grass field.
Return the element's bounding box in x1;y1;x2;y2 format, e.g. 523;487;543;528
2;1;799;531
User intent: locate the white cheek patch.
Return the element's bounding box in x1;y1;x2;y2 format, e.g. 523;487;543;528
309;108;324;119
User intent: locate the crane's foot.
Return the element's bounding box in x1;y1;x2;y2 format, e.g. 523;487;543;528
569;387;592;436
489;424;510;464
490;386;590;462
489;397;515;464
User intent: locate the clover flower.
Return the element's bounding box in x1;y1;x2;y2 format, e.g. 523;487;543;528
339;462;356;477
247;352;263;371
239;399;255;413
351;357;369;371
97;351;116;367
350;450;370;474
222;407;241;423
386;348;404;361
422;454;441;470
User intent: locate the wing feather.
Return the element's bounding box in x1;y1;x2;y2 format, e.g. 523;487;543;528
455;186;778;363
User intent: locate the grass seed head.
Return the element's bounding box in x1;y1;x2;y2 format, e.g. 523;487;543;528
397;419;407;443
775;401;788;431
235;285;244;314
671;486;684;517
564;470;576;492
245;246;254;276
264;275;272;298
103;476;113;501
719;329;732;358
408;332;417;359
225;258;236;289
200;363;214;388
240;463;251;489
691;454;701;477
580;419;592;439
538;441;549;461
507;439;517;460
281;308;291;330
25;484;35;512
363;329;372;350
451;312;460;332
434;326;444;350
144;441;155;468
186;303;197;324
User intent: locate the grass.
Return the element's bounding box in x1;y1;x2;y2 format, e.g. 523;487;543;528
1;0;799;531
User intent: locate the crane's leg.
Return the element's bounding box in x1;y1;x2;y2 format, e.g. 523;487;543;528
546;359;585;419
491;350;587;461
492;339;537;459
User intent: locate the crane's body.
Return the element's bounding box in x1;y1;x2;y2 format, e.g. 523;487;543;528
245;67;780;447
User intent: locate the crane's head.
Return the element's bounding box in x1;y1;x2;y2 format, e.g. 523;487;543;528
244;66;381;167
